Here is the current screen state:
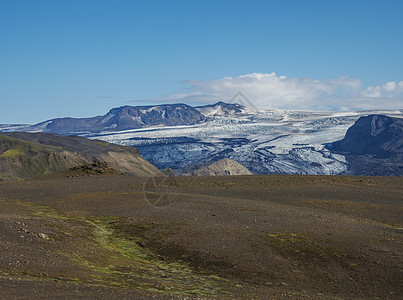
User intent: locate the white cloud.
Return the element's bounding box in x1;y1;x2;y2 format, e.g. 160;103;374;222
361;86;382;98
360;80;403;100
383;81;397;91
161;72;403;111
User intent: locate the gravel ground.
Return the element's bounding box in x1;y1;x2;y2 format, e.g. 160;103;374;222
0;174;401;299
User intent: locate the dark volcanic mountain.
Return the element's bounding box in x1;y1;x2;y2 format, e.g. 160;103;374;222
0;132;162;179
331;114;403;176
30;104;206;134
332;114;403;157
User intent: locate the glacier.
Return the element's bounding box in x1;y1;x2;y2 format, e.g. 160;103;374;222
81;108;403;175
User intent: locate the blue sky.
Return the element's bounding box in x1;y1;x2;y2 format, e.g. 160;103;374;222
1;0;402;123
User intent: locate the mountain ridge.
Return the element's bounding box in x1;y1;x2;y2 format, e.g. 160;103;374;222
29;103;207;134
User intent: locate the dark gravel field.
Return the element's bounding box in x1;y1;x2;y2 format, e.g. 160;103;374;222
0;175;402;299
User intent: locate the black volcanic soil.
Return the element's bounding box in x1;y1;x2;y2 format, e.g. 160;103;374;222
0;175;402;299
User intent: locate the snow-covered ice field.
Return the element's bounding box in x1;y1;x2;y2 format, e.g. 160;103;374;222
80;109;403;175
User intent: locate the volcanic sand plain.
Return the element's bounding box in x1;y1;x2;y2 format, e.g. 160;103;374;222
0;174;402;299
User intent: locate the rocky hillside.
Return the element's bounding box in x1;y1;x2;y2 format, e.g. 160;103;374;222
332;114;403;157
52;161;121;178
189;159;252;176
0;132;162;180
331;114;403;176
29;104;206;134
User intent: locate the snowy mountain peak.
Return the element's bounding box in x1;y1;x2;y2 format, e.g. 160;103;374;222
195;101;245;117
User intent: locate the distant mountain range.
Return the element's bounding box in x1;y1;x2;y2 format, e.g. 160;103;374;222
1;102;245;135
27;103;211;134
1;102;402;176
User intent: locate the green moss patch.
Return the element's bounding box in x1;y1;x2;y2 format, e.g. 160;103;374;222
32;206;235;297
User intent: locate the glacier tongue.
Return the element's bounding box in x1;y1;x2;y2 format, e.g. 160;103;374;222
82;109;403;175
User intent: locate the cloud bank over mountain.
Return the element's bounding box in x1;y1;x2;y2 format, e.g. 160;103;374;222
163;73;403;111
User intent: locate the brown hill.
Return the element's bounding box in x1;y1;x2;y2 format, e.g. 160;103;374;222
189;159;252;176
0;132;162;180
